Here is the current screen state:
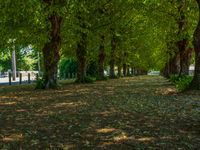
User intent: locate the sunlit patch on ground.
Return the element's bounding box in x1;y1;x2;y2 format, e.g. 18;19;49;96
0;96;19;99
113;132;128;142
2;133;23;142
0;101;17;106
76;88;90;93
98;108;117;117
136;137;155;142
156;87;177;95
99;141;114;147
160;136;174;140
96;128;116;134
60;144;76;149
53;102;88;109
15;109;27;112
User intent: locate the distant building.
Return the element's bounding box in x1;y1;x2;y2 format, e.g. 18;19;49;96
148;70;160;76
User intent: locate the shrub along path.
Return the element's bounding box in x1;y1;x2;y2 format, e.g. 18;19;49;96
0;76;200;149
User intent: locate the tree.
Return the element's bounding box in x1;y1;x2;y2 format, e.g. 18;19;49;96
189;0;200;89
98;35;106;79
41;0;62;88
0;0;70;89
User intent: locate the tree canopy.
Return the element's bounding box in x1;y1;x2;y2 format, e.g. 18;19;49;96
0;0;199;89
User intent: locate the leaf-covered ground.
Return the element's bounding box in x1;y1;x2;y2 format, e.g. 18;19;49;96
0;76;200;149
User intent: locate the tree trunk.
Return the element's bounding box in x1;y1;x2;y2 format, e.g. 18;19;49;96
176;0;193;76
189;0;200;89
127;66;131;76
170;54;180;74
12;49;16;81
110;34;116;78
98;35;106;79
163;40;181;77
122;52;128;77
76;32;87;83
117;65;122;77
162;62;170;78
163;53;180;78
131;67;134;75
42;14;62;89
134;67;137;75
123;63;127;77
179;45;192;76
177;1;188;76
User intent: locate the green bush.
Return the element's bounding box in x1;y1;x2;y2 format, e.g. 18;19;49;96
96;76;109;81
169;74;179;83
59;58;77;79
86;61;98;77
170;75;193;92
75;76;96;84
35;78;45;89
84;76;96;83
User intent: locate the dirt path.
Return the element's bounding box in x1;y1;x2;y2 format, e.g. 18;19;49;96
0;76;200;149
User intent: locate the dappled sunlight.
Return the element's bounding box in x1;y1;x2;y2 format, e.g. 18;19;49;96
99;141;114;147
0;101;17;106
54;90;74;96
60;144;76;149
0;96;19;100
15;109;27;112
102;86;115;95
96;128;116;134
160;136;174;140
2;133;23;142
136;137;155;142
98;108;117;117
106;86;115;90
113;135;155;143
113;132;128;142
75;88;90;94
109;132;156;144
34;101;88;117
34;110;54;117
53;101;88;109
0;76;200;149
156;87;177;95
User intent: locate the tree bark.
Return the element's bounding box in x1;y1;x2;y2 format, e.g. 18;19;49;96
177;1;189;76
117;65;122;77
163;53;180;78
162;62;168;77
98;35;106;79
179;46;192;76
122;52;128;77
127;66;131;76
42;13;62;89
12;49;16;81
131;67;134;75
134;67;137;75
110;34;116;78
169;54;180;75
123;63;127;76
189;0;200;89
76;32;87;83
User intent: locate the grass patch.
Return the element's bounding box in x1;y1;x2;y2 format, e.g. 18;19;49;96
169;75;193;92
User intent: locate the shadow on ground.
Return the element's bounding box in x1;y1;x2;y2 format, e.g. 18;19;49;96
0;76;200;149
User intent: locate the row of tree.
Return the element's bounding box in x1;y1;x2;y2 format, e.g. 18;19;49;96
0;0;200;89
0;46;38;72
